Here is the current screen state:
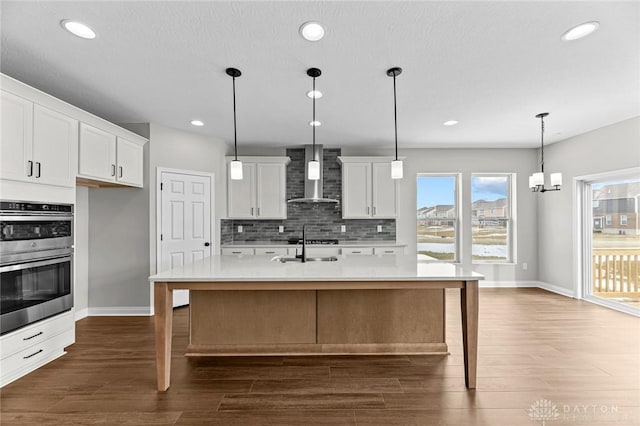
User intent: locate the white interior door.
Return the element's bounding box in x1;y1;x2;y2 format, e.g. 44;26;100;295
160;170;213;307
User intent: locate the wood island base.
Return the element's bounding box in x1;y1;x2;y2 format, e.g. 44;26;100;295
153;279;478;391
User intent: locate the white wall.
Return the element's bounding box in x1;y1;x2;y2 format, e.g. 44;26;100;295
74;186;89;319
148;123;228;277
538;117;640;293
343;147;539;282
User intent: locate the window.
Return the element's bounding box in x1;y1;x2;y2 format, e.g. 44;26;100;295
416;174;459;261
605;215;612;225
620;215;628;226
472;174;512;263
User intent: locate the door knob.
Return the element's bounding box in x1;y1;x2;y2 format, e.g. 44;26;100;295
204;242;210;247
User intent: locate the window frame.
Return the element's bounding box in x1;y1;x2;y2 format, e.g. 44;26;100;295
416;173;461;263
605;215;612;226
471;173;515;264
620;215;628;226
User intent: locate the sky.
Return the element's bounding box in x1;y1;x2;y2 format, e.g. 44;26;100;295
417;176;508;209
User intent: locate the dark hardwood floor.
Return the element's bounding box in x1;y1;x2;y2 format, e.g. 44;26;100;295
1;288;638;425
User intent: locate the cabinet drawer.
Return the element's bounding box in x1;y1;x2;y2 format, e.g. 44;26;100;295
342;247;374;255
373;247;404;255
255;248;288;256
1;328;74;387
221;248;255;255
0;310;73;359
306;247;341;257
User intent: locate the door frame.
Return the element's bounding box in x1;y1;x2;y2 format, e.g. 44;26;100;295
574;166;640;316
153;167;216;309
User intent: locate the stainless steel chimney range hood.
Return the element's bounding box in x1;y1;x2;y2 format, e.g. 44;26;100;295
287;145;339;204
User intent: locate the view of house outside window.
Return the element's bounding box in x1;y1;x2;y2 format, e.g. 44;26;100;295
472;175;512;262
416;175;459;261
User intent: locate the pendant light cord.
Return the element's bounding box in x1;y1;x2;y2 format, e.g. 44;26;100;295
232;75;238;161
540;114;545;174
393;74;398;161
312;76;316;160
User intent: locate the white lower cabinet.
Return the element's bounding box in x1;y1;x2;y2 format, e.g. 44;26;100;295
342;247;374;255
0;310;75;387
221;248;255;255
255;247;288;256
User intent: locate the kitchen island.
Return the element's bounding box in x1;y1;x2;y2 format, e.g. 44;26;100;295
149;254;483;391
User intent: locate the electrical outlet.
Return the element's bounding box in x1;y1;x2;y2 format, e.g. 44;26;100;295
341;225;346;233
522;262;528;270
237;225;243;233
377;225;383;232
278;226;284;233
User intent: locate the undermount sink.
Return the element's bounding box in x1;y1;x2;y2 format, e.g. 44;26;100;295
272;256;339;263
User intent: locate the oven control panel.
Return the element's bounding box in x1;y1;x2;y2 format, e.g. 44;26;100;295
0;201;73;213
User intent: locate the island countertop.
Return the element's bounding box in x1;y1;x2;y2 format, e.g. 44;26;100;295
149;254;484;283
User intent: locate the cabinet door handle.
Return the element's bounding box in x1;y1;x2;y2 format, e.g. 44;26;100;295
367;206;370;215
251;207;254;216
27;160;33;177
373;206;377;216
23;331;43;341
23;349;43;359
111;164;116;176
118;166;123;178
257;207;260;216
35;162;41;178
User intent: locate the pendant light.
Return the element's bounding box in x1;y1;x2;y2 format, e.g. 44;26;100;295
529;112;562;192
307;68;321;180
387;67;403;179
226;67;243;180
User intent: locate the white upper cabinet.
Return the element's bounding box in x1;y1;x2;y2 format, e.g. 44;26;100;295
0;91;33;183
79;123;117;182
32;105;78;187
227;162;256;218
0;90;77;188
371;162;397;218
338;157;398;219
256;163;287;219
78;124;144;187
116;137;143;187
226;157;290;219
342;162;372;218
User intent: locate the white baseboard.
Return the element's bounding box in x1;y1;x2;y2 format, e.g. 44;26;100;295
534;281;576;298
480;281;538;288
480;280;576;299
87;307;152;316
74;308;89;321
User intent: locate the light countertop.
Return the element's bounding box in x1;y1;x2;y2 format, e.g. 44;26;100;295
149;254;483;282
222;241;406;248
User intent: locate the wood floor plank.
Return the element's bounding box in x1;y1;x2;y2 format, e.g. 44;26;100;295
0;288;637;426
175;410;357;425
218;392;385;410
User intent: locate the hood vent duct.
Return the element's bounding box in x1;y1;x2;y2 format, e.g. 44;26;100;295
287;145;339;204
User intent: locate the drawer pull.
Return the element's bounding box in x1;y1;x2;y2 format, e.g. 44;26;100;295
385;250;394;253
352;251;361;254
23;349;43;359
232;251;242;254
23;331;44;341
265;251;275;254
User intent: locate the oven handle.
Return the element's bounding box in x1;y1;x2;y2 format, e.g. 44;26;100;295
0;255;71;273
0;215;72;221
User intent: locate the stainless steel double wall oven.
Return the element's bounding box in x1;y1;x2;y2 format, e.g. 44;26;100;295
0;201;74;335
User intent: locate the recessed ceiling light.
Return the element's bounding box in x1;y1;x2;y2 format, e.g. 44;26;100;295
561;21;599;41
190;120;204;127
61;20;96;39
306;90;323;99
299;22;325;41
309;121;321;127
443;120;459;126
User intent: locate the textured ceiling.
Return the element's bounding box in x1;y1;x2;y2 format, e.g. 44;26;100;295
1;1;638;149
